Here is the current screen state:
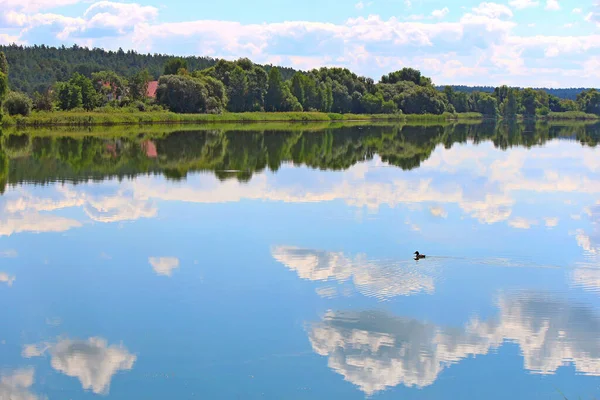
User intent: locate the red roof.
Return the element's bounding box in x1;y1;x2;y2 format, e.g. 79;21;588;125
146;81;158;98
141;140;157;158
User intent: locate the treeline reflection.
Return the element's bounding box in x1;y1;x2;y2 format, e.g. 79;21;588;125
1;122;599;192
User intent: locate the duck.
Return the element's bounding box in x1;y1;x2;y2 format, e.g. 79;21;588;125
414;251;426;260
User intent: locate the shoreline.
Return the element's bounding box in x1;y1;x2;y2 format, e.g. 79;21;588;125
1;111;483;128
1;110;597;129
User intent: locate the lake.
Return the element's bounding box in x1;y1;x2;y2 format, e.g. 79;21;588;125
1;121;600;399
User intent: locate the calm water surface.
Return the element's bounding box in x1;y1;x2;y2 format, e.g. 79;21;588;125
1;122;600;399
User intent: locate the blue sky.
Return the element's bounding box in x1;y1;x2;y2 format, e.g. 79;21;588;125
0;0;599;87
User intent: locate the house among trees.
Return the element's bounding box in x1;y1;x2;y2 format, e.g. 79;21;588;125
146;81;158;99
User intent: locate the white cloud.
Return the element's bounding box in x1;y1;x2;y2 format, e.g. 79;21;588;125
309;293;600;394
429;206;448;218
509;0;539;9
544;217;559;227
431;7;449;19
404;0;411;7
148;257;180;277
0;0;81;12
0;368;40;400
272;246;434;299
545;0;560;11
573;8;582;13
0;272;16;287
471;2;514;18
509;217;537;229
23;337;136;395
355;1;364;9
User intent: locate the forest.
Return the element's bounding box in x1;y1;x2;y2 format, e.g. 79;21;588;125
0;45;599;121
2;121;600;193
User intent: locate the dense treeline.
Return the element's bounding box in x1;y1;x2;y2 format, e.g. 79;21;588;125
1;45;600;120
0;44;297;94
2;121;599;192
437;86;595;100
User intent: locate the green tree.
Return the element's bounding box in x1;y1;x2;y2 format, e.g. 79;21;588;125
56;82;82;110
129;69;152;101
227;66;248;112
3;91;32;116
290;73;305;106
502;89;518;118
265;67;286;111
521;88;541;117
32;90;53;111
578;89;600;115
67;73;98;110
156;74;226;113
0;51;8;75
164;58;188;75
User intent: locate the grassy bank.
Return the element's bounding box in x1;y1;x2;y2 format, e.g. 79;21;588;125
1;110;484;128
544;111;599;121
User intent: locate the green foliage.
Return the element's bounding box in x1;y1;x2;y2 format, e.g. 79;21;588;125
227;66;248;112
3;91;32;116
0;72;8;102
472;92;499;117
381;68;431;86
32;90;53;111
578;89;600;115
56;82;82;110
164;58;188;76
265;67;302;112
92;70;128;104
501;89;518;118
0;52;8;75
129;69;152;101
156;74;227;113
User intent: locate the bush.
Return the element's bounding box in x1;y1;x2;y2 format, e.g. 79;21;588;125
3;91;32;116
134;101;146;112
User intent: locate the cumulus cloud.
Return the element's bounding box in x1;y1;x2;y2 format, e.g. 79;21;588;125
1;0;599;85
309;293;600;394
23;337;136;395
545;0;560;11
0;368;40;400
544;217;559;227
148;257;180;277
272;246;434;299
429;206;448;218
471;2;514;18
509;0;539;9
508;217;537;229
431;7;449;19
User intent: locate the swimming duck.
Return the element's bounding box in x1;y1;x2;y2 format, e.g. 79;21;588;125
414;251;426;260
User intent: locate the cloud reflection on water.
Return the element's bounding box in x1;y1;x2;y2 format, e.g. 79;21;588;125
272;246;435;299
23;337;136;395
309;292;600;395
0;368;40;400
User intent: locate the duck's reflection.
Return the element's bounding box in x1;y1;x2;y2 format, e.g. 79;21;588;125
272;246;435;299
309;292;600;395
23;337;136;395
0;368;40;400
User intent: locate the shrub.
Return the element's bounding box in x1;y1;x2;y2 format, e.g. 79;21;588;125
3;91;32;116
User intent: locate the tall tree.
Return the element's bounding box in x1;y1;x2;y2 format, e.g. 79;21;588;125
227;66;248;112
265;67;284;112
0;51;8;75
129;69;152;101
164;58;188;75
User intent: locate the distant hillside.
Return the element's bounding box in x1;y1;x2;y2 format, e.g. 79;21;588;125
0;44;298;94
436;85;596;100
